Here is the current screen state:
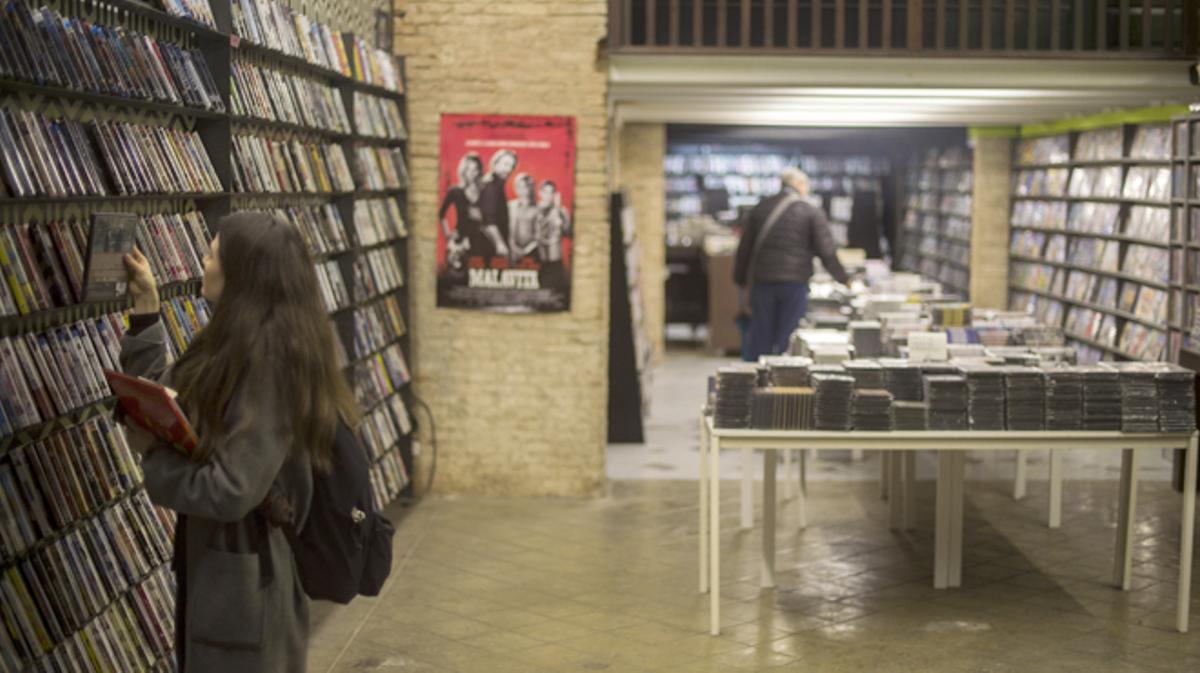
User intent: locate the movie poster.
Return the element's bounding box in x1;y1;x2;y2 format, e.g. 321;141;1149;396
436;114;575;312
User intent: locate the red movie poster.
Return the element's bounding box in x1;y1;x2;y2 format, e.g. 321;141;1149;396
436;114;575;312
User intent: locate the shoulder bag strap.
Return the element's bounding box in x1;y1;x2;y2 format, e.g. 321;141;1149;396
746;193;803;288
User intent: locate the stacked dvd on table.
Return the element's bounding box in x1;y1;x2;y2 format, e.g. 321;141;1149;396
1042;364;1084;430
767;358;811;388
1081;365;1123;431
1111;363;1160;432
849;320;883;358
812;373;855;430
750;387;814;430
1155;365;1197;432
714;366;757;428
881;359;923;401
893;401;929;430
924;375;968;430
843;360;885;389
931;303;972;328
1005;366;1046;430
960;364;1006;430
811;345;854;364
851;389;894;431
756;365;772;388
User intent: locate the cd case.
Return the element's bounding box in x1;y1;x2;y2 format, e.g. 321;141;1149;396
83;213;138;301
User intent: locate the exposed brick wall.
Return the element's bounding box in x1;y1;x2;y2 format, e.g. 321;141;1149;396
394;0;610;496
617;123;666;364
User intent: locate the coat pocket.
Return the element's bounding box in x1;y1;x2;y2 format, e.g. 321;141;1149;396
189;549;267;650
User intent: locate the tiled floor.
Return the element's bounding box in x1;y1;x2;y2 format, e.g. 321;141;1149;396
308;348;1199;671
311;479;1200;672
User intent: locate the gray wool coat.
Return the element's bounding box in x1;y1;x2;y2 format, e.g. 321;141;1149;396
121;319;313;673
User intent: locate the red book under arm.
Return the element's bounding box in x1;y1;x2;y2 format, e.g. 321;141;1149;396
103;369;199;455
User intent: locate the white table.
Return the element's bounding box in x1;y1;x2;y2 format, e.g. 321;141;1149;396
698;416;1198;636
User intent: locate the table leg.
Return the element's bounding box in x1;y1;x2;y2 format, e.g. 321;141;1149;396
699;416;709;594
1048;448;1063;529
1013;450;1027;501
880;452;889;499
740;449;753;530
710;435;722;635
889;451;904;531
935;450;952;589
762;450;777;589
1113;448;1140;591
903;450;917;531
783;449;795;500
797;448;808;530
1177;432;1197;633
949;452;965;588
852;449;864;462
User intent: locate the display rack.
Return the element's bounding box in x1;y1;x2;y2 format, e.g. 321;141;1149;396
663;147;888;232
1007;123;1172;363
1170;112;1200;366
899;147;973;297
0;0;406;669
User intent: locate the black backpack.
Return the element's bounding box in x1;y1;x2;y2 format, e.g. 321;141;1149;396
284;421;395;603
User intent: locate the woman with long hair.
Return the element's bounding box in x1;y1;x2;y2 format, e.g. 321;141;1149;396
120;211;360;672
438;152;485;271
507;172;539;263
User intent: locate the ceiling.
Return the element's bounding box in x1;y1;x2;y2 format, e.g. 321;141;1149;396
609;54;1198;128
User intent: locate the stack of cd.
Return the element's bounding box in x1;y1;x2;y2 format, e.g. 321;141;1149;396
1112;364;1160;432
750;387;814;430
767;358;812;388
960;364;1006;430
1156;365;1197;432
881;359;923;401
715;366;757;428
924;375;968;430
851;389;894;431
755;365;772;388
812;373;855;430
931;303;972;328
1042;364;1083;430
811;345;854;364
1081;365;1122;431
843;360;886;389
893;401;929;430
1005;366;1046;430
849;321;883;358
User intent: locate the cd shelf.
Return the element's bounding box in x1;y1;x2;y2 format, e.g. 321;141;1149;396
0;280;202;337
230;116;352;141
898;146;973;297
1009;224;1165;248
1008;284;1165;331
1008;123;1174;363
1012;195;1170;208
1009;255;1171;291
0;0;409;668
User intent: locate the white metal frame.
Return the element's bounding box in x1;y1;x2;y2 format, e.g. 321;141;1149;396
699;415;1198;636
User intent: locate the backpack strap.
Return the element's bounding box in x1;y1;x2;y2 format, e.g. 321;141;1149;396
746;192;803;288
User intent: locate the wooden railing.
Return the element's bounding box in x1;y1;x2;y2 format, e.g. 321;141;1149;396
609;0;1198;57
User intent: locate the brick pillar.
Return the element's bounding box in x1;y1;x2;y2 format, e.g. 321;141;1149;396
396;0;610;497
970;136;1013;309
617;123;666;364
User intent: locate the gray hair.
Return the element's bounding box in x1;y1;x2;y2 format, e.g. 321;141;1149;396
781;168;809;190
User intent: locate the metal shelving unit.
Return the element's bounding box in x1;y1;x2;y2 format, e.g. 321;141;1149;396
898;148;972;296
1007;122;1173;363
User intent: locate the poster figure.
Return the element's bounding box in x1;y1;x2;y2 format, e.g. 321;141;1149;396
437;114;575;312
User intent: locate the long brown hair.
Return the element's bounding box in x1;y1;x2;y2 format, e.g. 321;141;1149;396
172;212;359;472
